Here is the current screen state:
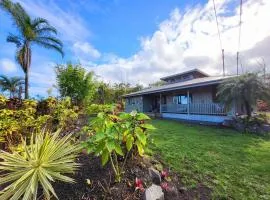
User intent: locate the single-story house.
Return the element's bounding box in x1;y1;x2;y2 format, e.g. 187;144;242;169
123;69;238;123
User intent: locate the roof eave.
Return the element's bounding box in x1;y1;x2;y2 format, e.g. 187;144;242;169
123;79;223;98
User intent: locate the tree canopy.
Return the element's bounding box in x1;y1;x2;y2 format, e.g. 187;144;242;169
0;75;24;98
0;0;63;98
55;63;97;106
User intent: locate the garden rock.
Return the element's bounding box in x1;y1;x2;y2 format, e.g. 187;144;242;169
165;185;179;200
149;167;161;184
179;186;188;192
143;184;164;200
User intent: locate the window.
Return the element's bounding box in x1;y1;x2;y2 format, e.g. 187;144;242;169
173;94;192;104
128;98;135;105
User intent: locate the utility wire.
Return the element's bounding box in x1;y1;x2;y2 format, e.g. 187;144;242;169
212;0;223;49
212;0;225;76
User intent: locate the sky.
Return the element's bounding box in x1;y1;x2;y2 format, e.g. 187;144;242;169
0;0;270;97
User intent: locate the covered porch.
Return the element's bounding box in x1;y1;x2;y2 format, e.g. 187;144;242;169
124;85;232;123
142;85;227;115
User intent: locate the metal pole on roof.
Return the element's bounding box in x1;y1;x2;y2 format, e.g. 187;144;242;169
237;51;239;75
222;49;225;77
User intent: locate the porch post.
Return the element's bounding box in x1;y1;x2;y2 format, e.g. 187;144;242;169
160;93;162;114
187;90;190;115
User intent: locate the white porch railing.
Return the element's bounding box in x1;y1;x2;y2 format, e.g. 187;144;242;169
161;103;226;115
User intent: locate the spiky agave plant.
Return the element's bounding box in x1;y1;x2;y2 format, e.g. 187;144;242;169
0;130;81;200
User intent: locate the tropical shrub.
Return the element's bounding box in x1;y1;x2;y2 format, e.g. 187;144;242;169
55;63;97;106
50;97;79;129
0;130;81;200
86;104;114;115
0;96;50;149
0;96;78;150
218;73;270;117
257;100;269;112
237;113;268;126
83;110;155;182
36;96;57;115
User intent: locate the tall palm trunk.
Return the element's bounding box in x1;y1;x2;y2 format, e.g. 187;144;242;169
24;69;29;99
20;43;31;99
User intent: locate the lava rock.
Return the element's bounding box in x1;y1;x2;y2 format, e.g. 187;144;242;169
143;184;164;200
149;167;161;184
165;185;180;200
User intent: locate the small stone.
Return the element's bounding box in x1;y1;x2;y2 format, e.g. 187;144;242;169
165;185;179;200
149;167;161;184
179;186;187;192
143;184;164;200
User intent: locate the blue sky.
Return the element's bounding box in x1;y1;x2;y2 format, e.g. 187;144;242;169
0;0;270;97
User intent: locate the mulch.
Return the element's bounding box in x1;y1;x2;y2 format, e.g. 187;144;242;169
52;154;212;200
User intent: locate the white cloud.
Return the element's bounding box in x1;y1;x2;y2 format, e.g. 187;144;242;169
87;0;270;85
73;42;101;59
5;0;270;96
0;58;17;73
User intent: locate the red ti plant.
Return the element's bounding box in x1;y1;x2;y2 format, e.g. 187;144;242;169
160;182;169;191
161;170;169;180
135;178;144;192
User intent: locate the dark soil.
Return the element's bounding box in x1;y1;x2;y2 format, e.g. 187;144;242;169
53;154;212;200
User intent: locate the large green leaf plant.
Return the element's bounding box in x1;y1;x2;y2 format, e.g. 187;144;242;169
83;110;155;182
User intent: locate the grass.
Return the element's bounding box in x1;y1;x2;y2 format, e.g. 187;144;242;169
149;119;270;199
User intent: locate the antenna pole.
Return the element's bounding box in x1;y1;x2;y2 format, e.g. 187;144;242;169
237;51;239;75
222;49;225;76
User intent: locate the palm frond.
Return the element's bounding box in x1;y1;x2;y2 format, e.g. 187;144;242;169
218;73;270;114
31;17;49;28
35;25;57;35
35;36;63;47
6;33;22;47
0;0;30;35
34;38;64;57
0;75;23;97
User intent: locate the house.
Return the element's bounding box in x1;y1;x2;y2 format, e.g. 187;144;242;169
123;69;237;123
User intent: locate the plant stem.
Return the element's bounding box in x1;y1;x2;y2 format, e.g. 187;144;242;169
109;153;121;182
121;148;132;172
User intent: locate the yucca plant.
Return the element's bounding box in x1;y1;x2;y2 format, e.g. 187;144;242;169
0;130;81;200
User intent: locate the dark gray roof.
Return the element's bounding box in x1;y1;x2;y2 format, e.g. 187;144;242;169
123;75;234;97
160;68;209;80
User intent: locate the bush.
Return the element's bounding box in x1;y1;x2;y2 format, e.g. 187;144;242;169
0;96;50;150
257;100;269;112
82;110;155;182
0;129;81;200
237;114;268;126
86;104;114;115
0;96;78;150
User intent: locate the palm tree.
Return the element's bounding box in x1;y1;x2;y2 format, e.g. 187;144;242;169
0;75;24;98
0;0;64;99
217;73;270;117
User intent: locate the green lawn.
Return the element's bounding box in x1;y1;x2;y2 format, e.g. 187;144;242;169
149;119;270;200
